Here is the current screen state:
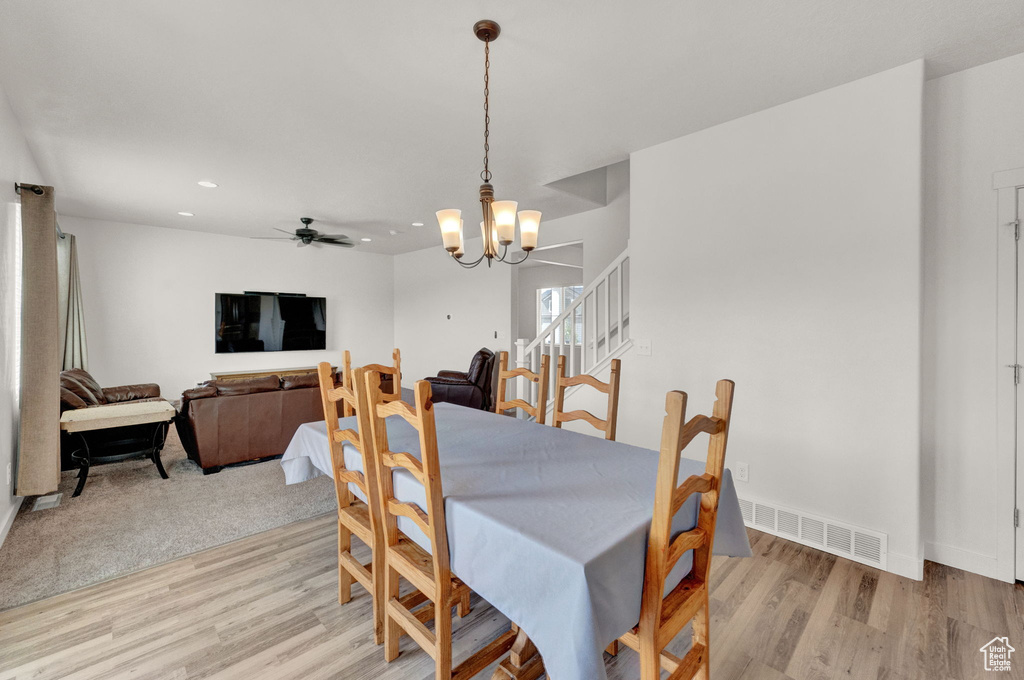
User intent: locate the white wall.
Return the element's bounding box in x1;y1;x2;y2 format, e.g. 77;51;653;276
64;216;395;399
922;51;1024;581
393;245;512;386
623;62;926;578
0;83;45;544
540;160;630;287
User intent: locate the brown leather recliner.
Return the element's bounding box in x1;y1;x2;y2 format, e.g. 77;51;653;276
174;372;393;474
425;348;497;411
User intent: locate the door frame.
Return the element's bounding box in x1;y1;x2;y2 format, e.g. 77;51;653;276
994;167;1024;582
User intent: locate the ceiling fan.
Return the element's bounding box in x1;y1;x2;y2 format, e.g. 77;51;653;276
252;217;356;248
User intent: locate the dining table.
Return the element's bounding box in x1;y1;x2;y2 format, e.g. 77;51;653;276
281;401;751;680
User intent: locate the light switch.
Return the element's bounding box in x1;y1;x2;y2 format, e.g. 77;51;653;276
636;339;652;356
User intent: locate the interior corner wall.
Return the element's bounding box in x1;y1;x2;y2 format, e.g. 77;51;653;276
922;51;1024;582
624;61;925;579
0;81;45;545
539;159;630;287
393;245;512;386
64;216;395;399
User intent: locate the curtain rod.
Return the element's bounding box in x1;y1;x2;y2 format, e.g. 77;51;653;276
15;183;66;239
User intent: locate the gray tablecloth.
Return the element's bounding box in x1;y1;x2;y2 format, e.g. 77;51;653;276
281;403;751;680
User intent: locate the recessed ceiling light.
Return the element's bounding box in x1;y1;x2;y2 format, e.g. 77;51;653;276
177;211;194;217
411;222;424;227
389;229;400;236
197;181;218;188
361;237;372;242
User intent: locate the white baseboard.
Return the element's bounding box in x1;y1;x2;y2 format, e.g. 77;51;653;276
925;541;1013;583
885;551;924;581
0;496;23;550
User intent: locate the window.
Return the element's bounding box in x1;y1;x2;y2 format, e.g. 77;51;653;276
537;285;583;344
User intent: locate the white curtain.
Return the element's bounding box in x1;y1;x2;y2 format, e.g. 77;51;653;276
56;230;88;370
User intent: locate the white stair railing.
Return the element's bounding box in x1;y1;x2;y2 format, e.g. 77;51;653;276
514;249;630;415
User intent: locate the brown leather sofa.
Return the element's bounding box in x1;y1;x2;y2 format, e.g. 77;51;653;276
175;372;393;474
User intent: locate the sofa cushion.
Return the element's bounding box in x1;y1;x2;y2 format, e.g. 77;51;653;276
182;385;218;401
103;383;161;403
60;373;103;406
60;386;88;412
281;373;320;390
210;375;281;396
63;369;106;404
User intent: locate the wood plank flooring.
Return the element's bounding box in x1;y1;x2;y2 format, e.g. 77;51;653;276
1;514;1022;680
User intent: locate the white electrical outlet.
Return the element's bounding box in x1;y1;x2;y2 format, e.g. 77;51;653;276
735;462;749;483
636;339;652;356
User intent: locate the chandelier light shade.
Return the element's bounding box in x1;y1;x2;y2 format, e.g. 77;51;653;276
518;210;541;251
436;20;541;268
437;209;463;252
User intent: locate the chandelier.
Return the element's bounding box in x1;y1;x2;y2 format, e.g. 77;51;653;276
436;20;541;268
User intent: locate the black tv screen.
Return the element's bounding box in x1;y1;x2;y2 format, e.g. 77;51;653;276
215;293;327;353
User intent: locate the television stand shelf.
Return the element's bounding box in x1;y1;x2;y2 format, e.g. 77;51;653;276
209;365;335;382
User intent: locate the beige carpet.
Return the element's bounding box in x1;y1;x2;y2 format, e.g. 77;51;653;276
0;425;335;611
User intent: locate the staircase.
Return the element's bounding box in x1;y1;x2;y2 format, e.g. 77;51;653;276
513;249;631;416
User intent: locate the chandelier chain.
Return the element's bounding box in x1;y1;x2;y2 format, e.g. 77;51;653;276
481;38;491;183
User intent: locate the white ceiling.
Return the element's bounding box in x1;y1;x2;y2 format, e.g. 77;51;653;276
1;1;1023;254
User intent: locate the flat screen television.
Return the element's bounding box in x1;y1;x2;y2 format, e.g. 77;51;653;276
215;293;327;353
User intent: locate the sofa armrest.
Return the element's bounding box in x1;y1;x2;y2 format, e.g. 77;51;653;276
437;370;469;380
425;376;474;387
103;383;161;403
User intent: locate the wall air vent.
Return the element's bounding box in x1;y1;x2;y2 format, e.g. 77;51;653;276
738;496;887;570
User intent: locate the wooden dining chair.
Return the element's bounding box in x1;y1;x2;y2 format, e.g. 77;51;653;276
495;350;550;424
552;356;621;440
615;380;735;680
316;362;385;645
363;373;517;679
340;348;403;416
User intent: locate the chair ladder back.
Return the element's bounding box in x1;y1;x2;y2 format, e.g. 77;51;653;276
553;356;621;440
341;350;354;417
362;348;403;403
317;362;387;643
363;372;450;575
317;362;360;507
625;379;735;680
495;351;550;424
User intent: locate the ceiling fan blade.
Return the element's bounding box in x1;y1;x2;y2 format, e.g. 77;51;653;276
319;240;356;248
317;234;348;240
274;227;296;236
251;236;296;240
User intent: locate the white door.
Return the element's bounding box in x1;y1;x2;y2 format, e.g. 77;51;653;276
1016;187;1024;581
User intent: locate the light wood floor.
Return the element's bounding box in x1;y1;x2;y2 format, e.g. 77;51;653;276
1;514;1021;680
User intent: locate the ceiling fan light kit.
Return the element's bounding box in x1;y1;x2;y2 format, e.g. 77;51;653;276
436;20;541;269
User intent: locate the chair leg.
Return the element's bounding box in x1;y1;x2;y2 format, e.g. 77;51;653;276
693;602;710;680
638;632;661;680
384;567;401;662
457;587;471;617
434;596;453;680
605;640;619;656
371;543;385;645
338;522;353;605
